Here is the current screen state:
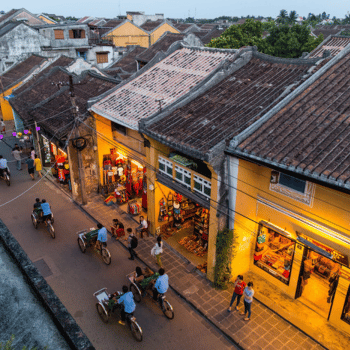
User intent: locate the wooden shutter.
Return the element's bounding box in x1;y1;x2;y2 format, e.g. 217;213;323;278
81;30;85;38
54;29;64;39
96;53;108;64
69;30;74;38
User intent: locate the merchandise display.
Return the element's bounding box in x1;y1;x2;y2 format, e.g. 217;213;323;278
342;286;350;325
254;223;295;284
178;235;207;257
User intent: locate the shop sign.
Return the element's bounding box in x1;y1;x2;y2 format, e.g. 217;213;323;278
297;232;349;267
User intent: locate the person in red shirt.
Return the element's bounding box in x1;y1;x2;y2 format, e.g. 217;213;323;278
227;275;246;312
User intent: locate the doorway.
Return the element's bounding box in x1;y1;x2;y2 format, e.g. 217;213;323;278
296;247;339;319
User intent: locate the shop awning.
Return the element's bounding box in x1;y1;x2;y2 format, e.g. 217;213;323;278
297;236;333;259
156;173;210;209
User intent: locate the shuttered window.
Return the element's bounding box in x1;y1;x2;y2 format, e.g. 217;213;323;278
96;52;108;63
54;29;64;39
69;29;86;39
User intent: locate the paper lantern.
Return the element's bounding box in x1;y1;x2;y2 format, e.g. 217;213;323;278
24;130;28;134
12;132;16;137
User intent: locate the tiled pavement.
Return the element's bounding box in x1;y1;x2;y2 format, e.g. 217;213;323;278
81;195;330;350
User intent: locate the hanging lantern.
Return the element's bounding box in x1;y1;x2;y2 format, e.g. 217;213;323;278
24;130;28;134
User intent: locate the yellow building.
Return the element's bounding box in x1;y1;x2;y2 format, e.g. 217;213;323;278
226;45;350;344
38;14;57;24
102;19;179;48
0;55;47;120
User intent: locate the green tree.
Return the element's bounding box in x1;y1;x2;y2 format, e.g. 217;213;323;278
343;14;350;24
288;10;298;24
260;24;323;58
277;9;288;24
207;19;264;49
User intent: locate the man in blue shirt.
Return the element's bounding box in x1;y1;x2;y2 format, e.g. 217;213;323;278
117;285;136;325
40;199;52;222
0;155;8;177
153;268;169;301
96;223;107;253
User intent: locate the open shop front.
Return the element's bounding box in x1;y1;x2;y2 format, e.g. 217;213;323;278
154;176;210;273
250;199;350;335
101;147;147;216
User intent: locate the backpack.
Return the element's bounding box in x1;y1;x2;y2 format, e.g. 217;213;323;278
131;236;138;249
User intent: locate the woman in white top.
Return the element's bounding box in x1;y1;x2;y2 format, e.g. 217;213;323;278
151;236;163;267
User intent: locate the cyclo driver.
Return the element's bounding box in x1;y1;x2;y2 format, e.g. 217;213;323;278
40;199;52;223
33;198;42;216
153;268;169;301
0;155;8;177
110;285;136;326
96;223;107;253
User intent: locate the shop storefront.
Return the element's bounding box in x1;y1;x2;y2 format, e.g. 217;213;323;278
149;152;214;274
101;147;147;216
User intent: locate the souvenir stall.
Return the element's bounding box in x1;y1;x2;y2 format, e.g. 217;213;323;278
156;183;210;270
101;148;147;215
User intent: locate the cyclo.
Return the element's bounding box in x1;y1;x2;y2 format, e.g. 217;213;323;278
127;268;174;319
77;228;111;265
31;208;55;238
93;287;143;342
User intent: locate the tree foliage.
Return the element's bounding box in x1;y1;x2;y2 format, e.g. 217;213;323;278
207;19;324;59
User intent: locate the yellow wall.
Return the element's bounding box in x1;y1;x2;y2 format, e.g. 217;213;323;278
39;15;56;24
145;136;220;281
0;82;22;120
105;21;149;47
232;157;350;333
150;23;180;45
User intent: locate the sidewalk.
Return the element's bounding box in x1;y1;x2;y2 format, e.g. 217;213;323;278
81;194;337;350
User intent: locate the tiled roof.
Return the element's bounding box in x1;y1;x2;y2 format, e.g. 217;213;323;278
0;9;19;24
10;67;71;122
102;19;124;28
172;23;195;32
0;21;21;38
143;50;316;157
309;36;350;58
192;30;210;40
77;16;93;23
30;72;118;138
107;46;146;72
13;56;74;95
91;46;238;129
198;23;217;30
140;20;164;32
312;28;341;38
233;48;350;189
201;28;224;45
136;33;186;63
1;55;47;91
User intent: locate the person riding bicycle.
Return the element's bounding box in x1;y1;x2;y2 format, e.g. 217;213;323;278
117;285;136;326
40;199;52;223
153;268;169;301
0;155;8;177
96;223;107;253
33;198;42;216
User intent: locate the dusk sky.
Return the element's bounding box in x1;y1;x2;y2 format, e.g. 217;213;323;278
1;1;349;19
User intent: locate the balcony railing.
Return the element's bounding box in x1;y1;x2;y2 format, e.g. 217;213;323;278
158;156;211;199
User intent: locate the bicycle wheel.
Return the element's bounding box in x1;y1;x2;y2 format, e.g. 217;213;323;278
96;303;109;323
162;300;174;319
130;284;142;303
31;215;38;229
102;248;111;265
5;175;10;186
130;320;143;342
78;237;86;253
47;221;55;239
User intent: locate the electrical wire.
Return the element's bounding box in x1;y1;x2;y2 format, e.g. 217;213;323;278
89;115;350;233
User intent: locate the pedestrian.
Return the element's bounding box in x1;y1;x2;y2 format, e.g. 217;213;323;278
151;236;163;267
240;282;254;321
126;228;138;260
34;154;42;178
0;119;5;134
25;156;35;180
227;275;246;312
136;215;148;238
30;147;35;160
11;146;22;171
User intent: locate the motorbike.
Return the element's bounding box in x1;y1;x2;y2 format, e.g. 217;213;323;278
0;167;10;186
94;287;143;342
31;210;55;238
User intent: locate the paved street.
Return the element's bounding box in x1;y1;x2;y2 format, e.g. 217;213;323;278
0;137;235;350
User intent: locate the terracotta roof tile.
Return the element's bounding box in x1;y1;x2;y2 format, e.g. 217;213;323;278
173;23;195;32
140;20;164;32
1;55;47;90
309;36;350;58
201;28;224;45
0;9;19;24
92;47;237;129
236;50;350;188
145;53;314;156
